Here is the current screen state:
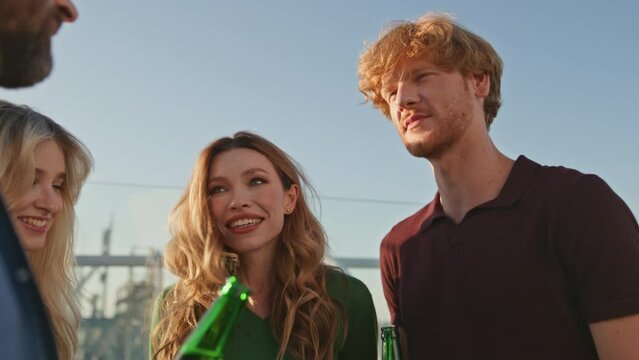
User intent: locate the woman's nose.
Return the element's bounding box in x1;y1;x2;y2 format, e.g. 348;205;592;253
35;186;63;215
229;190;251;210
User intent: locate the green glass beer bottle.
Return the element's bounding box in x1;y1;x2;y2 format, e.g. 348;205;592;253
177;276;251;360
381;325;403;360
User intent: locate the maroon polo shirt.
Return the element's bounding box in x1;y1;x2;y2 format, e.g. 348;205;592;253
380;156;639;360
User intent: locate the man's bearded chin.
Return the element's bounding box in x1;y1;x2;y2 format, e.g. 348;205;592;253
0;31;52;88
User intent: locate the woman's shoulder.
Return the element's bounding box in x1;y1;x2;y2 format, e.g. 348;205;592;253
151;284;176;320
156;284;175;302
324;267;373;307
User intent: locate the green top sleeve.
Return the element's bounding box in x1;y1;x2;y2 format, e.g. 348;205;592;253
149;286;171;360
326;269;378;360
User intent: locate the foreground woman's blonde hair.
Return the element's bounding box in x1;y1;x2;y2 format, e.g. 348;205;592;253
152;131;345;360
0;100;93;359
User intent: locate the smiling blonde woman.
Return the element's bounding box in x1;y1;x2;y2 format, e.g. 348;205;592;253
0;100;93;359
151;131;377;360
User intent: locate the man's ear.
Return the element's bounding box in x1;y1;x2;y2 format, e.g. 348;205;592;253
471;72;490;98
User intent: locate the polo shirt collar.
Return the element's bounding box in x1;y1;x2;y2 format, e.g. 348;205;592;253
418;193;447;231
481;155;540;209
419;155;540;231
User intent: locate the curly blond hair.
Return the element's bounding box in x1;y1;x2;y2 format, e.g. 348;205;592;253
152;131;345;360
358;12;503;128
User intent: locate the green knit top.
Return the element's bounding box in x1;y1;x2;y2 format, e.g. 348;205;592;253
150;269;378;360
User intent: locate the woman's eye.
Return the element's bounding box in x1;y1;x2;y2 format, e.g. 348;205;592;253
53;183;64;192
207;186;226;196
250;177;266;186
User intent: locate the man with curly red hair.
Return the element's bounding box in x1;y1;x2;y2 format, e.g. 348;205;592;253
359;12;639;360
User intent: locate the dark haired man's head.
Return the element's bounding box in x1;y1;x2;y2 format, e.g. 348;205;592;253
0;0;78;88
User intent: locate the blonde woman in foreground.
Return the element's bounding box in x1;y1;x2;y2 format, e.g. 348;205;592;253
151;131;377;360
0;100;93;359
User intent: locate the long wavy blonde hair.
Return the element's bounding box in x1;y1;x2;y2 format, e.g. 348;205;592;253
0;100;93;360
153;131;345;360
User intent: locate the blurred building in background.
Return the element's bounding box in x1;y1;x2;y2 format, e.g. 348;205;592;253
76;224;164;360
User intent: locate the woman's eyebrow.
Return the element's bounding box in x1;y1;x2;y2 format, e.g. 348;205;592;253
35;168;66;181
242;168;269;176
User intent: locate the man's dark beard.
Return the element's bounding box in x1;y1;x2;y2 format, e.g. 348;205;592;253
0;30;52;88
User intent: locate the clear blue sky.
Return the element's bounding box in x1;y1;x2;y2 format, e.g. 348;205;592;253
1;0;637;319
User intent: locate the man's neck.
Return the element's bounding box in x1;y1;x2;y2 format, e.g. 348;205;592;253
430;132;514;224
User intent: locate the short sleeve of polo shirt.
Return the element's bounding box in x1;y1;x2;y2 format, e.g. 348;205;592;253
554;174;639;323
